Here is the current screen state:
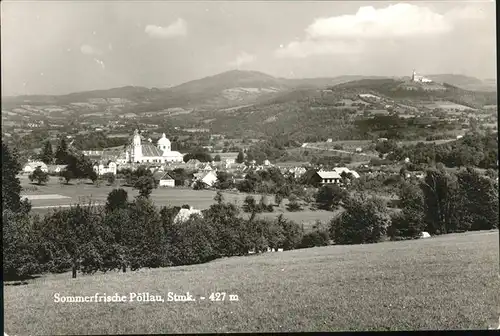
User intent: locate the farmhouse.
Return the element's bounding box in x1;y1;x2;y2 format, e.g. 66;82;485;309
192;171;217;188
315;171;341;185
157;172;175;187
93;161;117;175
23;161;48;174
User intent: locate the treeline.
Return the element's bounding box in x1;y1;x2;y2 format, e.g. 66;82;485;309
3;189;315;280
388;132;498;169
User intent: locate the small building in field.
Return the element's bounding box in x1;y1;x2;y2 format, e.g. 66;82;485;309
315;170;341;185
23;161;48;174
157;172;175;187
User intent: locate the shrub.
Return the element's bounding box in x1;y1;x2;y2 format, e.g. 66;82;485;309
332;193;390;245
298;230;329;249
29;167;49;185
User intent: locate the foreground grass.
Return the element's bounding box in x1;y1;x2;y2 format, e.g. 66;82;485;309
4;231;499;334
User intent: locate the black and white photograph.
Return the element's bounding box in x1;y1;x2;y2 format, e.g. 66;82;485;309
2;0;499;333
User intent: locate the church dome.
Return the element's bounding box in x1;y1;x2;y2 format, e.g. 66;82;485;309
157;133;171;146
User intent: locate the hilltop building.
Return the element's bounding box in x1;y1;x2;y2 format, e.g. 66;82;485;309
411;69;433;83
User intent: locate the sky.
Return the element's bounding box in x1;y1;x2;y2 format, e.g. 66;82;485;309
1;1;496;96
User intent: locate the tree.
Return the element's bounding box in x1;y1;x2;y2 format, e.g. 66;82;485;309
286;194;303;212
276;215;303;250
167;216;217;266
126;197;167;269
55;138;70;164
40;204;106;278
388;181;426;240
420;168;461;235
315;184;348;211
105;189;129;213
331;193;390;245
236;151;245;164
183;149;212;163
2;143;23;213
275;193;284;207
103;172;116;185
193;180;207;190
29;167;49;185
243;196;257;213
3;210;41;280
214;154;221;162
214;191;224;204
60;169;74;184
40;141;54;164
134;175;155;198
215;171;234;190
456;167;499;231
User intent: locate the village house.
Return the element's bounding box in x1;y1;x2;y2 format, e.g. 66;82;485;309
314;170;341;185
23;161;48;174
157;172;175;187
192;170;218;188
93;160;117;175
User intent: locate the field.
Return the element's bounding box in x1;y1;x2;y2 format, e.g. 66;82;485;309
423;101;474;111
19;176;334;230
4;231;499;333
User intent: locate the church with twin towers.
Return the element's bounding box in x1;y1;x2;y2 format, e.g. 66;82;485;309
127;129;184;164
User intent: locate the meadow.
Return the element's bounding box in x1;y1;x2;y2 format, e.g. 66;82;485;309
19;176;334;230
4;231;499;333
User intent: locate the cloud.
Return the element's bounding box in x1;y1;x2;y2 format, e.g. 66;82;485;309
275;3;477;59
229;52;255;68
145;18;187;38
276;40;363;59
305;4;452;40
80;44;101;55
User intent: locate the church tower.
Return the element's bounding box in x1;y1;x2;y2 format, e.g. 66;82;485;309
132;129;142;163
157;133;171;154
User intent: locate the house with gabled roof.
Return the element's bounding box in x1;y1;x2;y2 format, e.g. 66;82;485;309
157;172;175;187
192;170;217;188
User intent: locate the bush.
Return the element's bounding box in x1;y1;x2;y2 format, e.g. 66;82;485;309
286;201;303;212
29;167;49;185
103;173;116;185
331;193;390;245
298;230;329;249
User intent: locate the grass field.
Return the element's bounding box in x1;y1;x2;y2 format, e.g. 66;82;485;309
4;231;499;333
19;176;334;230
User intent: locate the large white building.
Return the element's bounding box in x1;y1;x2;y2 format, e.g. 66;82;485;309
411;70;433;83
127;130;184;164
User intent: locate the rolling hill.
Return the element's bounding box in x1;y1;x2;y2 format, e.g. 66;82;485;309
2;70;497;144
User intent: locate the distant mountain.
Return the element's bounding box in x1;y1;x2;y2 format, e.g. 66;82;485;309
425;74;496;92
2;70;496;140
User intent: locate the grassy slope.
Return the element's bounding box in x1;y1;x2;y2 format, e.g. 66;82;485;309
4;231;499;333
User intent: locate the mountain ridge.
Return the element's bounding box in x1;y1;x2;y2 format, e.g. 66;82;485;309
3;70;495;102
